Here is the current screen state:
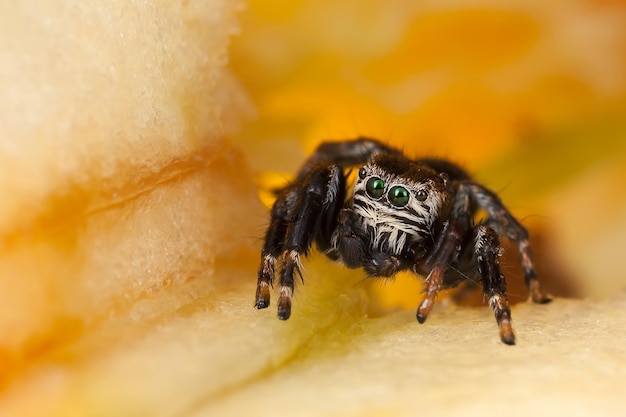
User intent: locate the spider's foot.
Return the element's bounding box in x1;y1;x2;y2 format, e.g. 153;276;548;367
416;296;435;324
255;280;271;309
277;286;293;320
529;278;552;304
490;294;516;345
417;265;443;323
499;318;516;345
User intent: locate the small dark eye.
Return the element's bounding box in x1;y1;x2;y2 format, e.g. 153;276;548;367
388;186;410;207
358;167;367;180
416;189;428;202
366;177;385;199
439;172;449;188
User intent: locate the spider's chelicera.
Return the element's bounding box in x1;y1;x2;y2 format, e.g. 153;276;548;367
254;138;550;345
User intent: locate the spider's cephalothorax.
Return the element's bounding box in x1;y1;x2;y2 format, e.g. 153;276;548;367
350;156;448;256
254;138;550;345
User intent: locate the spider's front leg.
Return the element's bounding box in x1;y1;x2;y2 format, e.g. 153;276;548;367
255;197;288;310
468;183;551;304
295;137;403;182
415;219;464;324
255;164;346;320
415;184;516;345
473;225;515;345
415;185;472;324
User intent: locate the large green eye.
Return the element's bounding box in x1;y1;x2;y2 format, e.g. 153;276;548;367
388;186;410;207
366;177;385;199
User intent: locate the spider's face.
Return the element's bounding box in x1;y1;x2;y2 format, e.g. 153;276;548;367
352;156;448;254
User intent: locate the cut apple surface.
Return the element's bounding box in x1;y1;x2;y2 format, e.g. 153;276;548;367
2;1;626;416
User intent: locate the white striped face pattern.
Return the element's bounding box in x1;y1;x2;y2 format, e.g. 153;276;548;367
351;163;446;255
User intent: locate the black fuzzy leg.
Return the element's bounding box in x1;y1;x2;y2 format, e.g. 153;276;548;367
474;225;515;345
415;186;517;345
275;165;344;320
255;196;290;309
295;137;403;182
468;183;551;304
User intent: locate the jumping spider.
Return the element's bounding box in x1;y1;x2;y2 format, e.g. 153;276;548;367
255;138;550;345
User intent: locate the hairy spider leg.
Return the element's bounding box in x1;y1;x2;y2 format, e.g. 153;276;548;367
474;225;515;345
255;196;290;309
415;184;471;324
296;137;403;182
278;165;347;319
467;183;551;304
259;164;346;320
415;184;516;344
